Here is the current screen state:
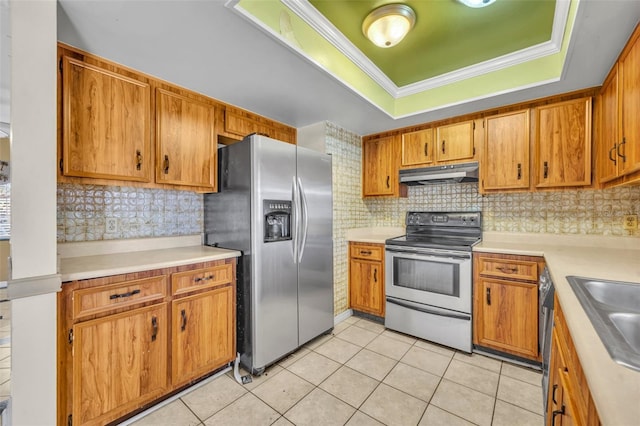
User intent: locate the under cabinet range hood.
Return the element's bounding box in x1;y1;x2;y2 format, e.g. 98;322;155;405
399;162;479;185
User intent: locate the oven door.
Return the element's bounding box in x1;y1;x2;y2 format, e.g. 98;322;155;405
385;246;472;314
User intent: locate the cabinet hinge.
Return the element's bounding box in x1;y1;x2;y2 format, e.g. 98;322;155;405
68;414;72;426
68;328;74;344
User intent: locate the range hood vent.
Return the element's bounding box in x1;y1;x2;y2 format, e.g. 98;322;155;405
399;162;479;185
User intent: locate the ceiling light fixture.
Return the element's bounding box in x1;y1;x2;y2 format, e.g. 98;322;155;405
362;4;416;48
458;0;497;8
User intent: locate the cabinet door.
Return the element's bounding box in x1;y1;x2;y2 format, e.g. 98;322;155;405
172;285;235;386
474;278;538;359
156;89;216;189
349;258;384;316
362;136;399;196
435;121;474;162
73;303;168;426
619;32;640;176
62;56;151;182
599;67;621;183
401;129;433;166
483;110;530;190
535;98;592;188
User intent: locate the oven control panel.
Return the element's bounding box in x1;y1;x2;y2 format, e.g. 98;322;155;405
406;212;481;227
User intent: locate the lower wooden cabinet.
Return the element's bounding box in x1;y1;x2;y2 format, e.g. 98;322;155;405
58;258;236;426
473;253;544;361
547;297;600;426
349;242;385;317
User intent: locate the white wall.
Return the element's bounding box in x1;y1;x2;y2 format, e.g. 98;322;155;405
9;1;58;424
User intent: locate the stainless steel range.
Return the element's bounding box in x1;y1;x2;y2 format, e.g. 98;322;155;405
385;211;482;353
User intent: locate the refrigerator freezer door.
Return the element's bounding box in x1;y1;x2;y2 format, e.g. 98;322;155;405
251;136;299;371
296;146;334;345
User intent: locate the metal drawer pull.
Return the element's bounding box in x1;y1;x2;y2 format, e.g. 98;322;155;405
543;161;549;179
517;163;522;180
194;274;215;283
424;142;429;156
151;316;158;342
609;144;617;164
386;175;390;188
360;250;372;255
373;268;377;283
486;288;491;305
497;266;518;273
181;309;187;331
163;155;170;174
442;140;446;154
136;150;143;170
552;405;565;426
109;289;141;300
552;384;558;404
617;138;627;162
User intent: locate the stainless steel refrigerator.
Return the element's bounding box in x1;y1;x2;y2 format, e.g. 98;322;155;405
204;134;334;374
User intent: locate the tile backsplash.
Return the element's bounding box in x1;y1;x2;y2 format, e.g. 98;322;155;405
57;184;203;242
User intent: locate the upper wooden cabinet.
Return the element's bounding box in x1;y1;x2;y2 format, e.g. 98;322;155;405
598;24;640;186
482;110;530;191
61;56;152;182
535;97;592;188
401;128;434;166
221;106;296;145
435;120;475;162
362;135;406;197
155;89;216;190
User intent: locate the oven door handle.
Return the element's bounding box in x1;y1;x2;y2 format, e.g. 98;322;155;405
386;297;470;321
385;248;471;262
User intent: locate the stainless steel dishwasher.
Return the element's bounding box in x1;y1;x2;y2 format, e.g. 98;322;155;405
539;267;555;418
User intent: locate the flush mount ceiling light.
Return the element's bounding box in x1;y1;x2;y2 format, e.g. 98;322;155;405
362;4;416;48
458;0;497;8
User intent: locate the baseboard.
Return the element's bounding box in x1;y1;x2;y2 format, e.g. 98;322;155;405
334;309;353;325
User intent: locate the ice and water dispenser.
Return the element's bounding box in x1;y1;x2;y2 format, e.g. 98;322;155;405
263;200;291;242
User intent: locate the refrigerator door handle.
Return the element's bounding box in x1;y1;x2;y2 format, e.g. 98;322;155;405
292;176;300;264
297;177;309;263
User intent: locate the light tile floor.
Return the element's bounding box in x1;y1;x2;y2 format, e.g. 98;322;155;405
128;316;543;426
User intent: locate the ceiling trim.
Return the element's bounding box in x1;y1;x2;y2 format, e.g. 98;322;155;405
284;0;572;98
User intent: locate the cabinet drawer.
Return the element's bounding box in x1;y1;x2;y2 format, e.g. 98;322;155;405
73;276;168;320
350;243;383;261
172;263;233;296
477;257;538;281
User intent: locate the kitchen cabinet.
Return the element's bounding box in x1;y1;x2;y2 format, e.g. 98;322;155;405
362;135;406;197
170;265;235;387
481;109;530;191
546;296;600;426
534;97;592;188
598;24;640;185
349;242;385;317
58;258;236;426
435;120;475;163
401;128;434;166
473;253;544;361
222;106;296;144
60;55;152;183
155;88;216;190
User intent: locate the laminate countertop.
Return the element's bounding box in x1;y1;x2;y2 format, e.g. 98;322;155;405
475;232;640;426
58;235;241;282
345;227;405;244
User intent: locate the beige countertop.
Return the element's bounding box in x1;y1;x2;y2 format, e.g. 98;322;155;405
345;227;404;244
475;232;640;426
59;236;241;282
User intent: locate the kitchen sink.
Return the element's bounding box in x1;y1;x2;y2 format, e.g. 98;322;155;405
566;276;640;372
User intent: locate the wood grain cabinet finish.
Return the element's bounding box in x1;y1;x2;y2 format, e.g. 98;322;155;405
473;253;544;361
349;242;385;317
362;136;405;197
223;107;296;144
401;128;434;166
481;110;530;191
435;120;475;163
598;24;640;186
155;88;216;189
58;258;236;426
535;97;592;188
546;297;601;426
61;55;152;182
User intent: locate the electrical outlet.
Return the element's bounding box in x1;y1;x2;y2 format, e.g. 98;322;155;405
623;214;638;230
106;218;118;233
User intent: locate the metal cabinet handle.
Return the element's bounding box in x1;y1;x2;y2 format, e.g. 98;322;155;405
151;316;158;342
497;266;518;273
609;144;618;164
442;140;446;154
424;142;429;157
163;155;170;174
552;405;565;426
517;163;522;180
109;289;140;300
386;175;390;188
373;268;378;283
617;138;627;162
543;161;549;179
194;274;215;283
180;309;187;331
552;384;558;404
486;288;491;305
360;250;372;255
136;150;143;171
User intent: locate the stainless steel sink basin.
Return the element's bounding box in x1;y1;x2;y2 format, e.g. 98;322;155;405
566;276;640;372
